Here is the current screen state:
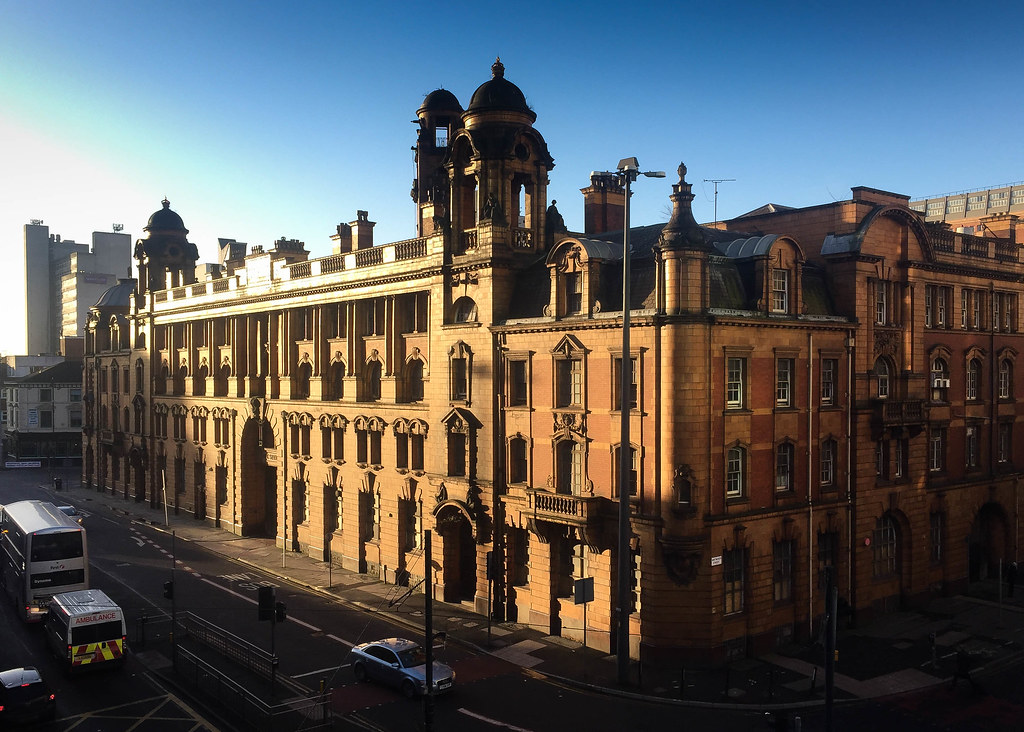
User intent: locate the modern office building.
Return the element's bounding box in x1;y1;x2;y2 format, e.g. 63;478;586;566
23;222;131;355
82;61;1023;664
910;183;1024;238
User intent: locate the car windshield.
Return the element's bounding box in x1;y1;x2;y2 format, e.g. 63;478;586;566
397;646;427;668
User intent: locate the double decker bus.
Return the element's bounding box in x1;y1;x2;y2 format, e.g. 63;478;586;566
0;500;88;622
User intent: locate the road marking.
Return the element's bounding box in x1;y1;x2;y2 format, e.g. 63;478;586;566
327;633;356;647
131;537;146;547
293;665;345;679
196;576;321;631
458;708;537;731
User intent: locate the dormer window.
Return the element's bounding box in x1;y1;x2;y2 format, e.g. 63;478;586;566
771;269;789;313
566;272;583;315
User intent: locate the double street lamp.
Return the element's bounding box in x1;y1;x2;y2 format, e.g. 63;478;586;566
592;158;664;685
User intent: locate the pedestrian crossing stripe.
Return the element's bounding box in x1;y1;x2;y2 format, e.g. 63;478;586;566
71;639;124;665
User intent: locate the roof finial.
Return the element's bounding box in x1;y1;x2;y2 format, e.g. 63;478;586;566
161;197;170;209
492;56;505;79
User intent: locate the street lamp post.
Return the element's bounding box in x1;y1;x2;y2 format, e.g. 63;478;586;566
594;158;664;686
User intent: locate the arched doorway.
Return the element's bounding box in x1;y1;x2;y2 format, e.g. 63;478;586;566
435;504;477;604
969;502;1010;582
239;417;277;537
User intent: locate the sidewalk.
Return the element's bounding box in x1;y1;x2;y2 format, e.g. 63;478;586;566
50;480;1024;711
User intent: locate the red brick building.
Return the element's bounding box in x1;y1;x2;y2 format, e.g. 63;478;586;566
82;61;1022;665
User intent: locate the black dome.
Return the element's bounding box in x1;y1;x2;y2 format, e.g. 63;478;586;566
145;198;187;233
467;58;535;121
94;278;135;309
418;88;462;115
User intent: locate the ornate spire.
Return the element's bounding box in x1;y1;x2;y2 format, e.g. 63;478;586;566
491;56;504;79
659;163;710;251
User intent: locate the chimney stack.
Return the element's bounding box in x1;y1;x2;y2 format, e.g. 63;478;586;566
352;210;375;250
332;223;353;254
581;174;625;235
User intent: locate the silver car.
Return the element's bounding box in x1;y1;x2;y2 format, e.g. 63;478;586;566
57;505;83;524
349;637;455;697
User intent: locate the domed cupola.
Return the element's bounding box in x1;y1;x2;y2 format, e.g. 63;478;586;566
135;198;200;295
464;58;536;128
418;88;463;118
145;198;188;235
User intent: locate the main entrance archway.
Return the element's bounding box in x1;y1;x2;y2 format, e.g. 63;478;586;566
239;417;277;537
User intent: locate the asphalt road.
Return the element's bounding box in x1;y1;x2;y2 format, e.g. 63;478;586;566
18;469;1023;731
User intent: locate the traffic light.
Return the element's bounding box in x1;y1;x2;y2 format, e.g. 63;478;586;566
258;586;275;621
163;580;174;599
274;601;286;623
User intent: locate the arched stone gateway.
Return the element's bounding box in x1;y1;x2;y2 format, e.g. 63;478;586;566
969;502;1011;582
434;502;477;604
239;416;277;537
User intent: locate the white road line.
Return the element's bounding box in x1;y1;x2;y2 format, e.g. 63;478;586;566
293;665;345;679
458;708;537;732
327;633;356;648
195;576;321;631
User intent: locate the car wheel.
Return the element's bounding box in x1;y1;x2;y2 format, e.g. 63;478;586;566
401;679;417;699
353;662;367;682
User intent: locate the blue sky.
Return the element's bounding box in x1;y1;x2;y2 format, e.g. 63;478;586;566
2;0;1022;354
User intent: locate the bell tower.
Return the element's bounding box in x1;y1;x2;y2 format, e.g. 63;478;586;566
442;59;555;256
414;89;463;238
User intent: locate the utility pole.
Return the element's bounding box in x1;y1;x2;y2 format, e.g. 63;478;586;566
424;530;434;732
703;178;735;224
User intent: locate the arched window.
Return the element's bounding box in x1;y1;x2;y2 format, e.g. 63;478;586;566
364;360;382;402
135;360;145;393
194;364;208;397
174;365;187;396
613;443;638;499
452;297;478;323
775;442;794;492
726;446;746;498
555;439;585;496
966;358;982;401
405;358;424;402
872;515;898;578
874;358;890;399
327;360;346;401
820;438;837;487
509;436;527;484
214;364;230;397
293;361;312;400
930;357;949;401
999;358;1013;400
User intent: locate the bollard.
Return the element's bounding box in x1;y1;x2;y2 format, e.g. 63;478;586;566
680;667;686;699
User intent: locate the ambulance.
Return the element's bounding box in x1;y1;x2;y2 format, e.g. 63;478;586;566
44;589;127;672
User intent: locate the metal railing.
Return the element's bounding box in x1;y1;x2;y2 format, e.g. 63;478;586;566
177;611;277;680
173;645;331;731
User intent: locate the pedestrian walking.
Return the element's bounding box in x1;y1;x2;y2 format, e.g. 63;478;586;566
949;647;981;693
1006;561;1017;598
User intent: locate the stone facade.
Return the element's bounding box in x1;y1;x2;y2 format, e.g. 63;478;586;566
82;63;1023;666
